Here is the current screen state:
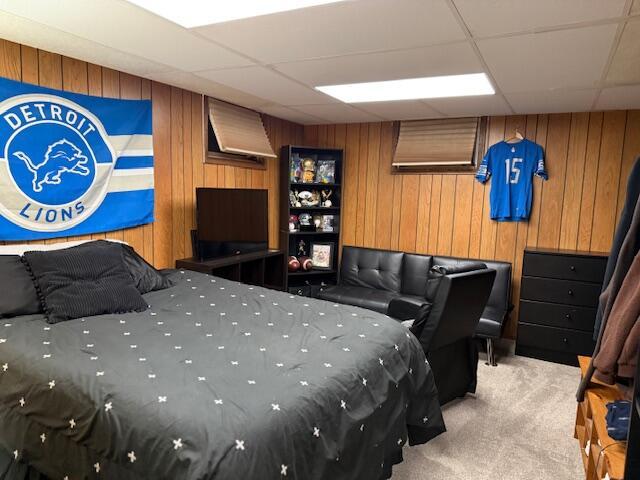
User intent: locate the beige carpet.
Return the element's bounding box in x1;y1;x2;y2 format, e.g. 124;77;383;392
392;355;583;480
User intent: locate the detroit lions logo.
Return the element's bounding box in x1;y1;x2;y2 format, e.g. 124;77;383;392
0;94;115;232
13;139;90;193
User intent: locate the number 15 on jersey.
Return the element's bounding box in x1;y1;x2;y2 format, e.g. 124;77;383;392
505;157;523;184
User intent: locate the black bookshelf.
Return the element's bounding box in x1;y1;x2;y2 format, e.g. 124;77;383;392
280;146;344;296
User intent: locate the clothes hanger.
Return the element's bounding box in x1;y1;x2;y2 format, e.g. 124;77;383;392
505;128;524;143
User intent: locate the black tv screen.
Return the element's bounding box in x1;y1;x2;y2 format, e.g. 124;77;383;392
195;188;268;259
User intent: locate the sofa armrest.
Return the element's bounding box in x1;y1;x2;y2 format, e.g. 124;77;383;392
387;297;428;320
419;268;496;352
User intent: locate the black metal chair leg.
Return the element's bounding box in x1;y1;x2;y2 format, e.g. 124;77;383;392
485;338;497;367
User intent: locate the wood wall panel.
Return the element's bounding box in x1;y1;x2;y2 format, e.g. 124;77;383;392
304;110;639;339
0;39;302;267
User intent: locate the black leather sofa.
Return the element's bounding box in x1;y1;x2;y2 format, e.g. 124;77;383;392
318;246;511;404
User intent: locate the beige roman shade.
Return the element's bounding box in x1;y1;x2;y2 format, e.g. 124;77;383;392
392;117;480;169
208;98;276;158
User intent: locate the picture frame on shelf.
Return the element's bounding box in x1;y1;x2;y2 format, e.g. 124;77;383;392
320;214;338;232
316;159;335;184
310;242;334;270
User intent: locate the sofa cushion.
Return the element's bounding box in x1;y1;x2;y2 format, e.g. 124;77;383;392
318;285;399;314
401;253;432;296
340;246;403;293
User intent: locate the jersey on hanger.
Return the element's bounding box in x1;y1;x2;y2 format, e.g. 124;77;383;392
475;138;547;221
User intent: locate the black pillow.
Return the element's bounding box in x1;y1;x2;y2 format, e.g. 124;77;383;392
0;255;41;318
76;241;173;294
23;242;148;324
121;244;174;294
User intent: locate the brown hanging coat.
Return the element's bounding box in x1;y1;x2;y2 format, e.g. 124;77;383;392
593;251;640;383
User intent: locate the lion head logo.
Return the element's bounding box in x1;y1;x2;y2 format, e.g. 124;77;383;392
12;139;90;193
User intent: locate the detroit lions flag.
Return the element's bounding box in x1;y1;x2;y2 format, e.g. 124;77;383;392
0;76;153;240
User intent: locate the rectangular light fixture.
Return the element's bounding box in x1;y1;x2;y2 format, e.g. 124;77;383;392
316;73;495;103
126;0;345;28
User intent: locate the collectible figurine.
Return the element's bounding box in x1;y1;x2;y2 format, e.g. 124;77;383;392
298;239;307;257
302;157;316;183
298;213;313;231
289;214;299;232
316;159;335;183
298;190;320;207
321;189;333;207
293;189;302;207
290;154;302;183
313;215;322;231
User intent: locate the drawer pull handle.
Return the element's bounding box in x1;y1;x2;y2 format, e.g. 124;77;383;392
568;289;574;296
565;314;571;320
570;265;576;271
563;338;568;344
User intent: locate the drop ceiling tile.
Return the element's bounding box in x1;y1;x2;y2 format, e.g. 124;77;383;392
356;101;443;120
606;19;640;85
505;89;598;114
595;85;640;110
259;105;324;124
0;0;252;72
194;0;465;64
478;25;618;93
0;11;172;77
195;66;335;106
289;104;382;124
453;0;626;37
274;41;482;87
424;94;512;116
145;71;273;110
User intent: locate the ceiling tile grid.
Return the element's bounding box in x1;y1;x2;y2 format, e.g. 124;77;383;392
452;0;627;38
193;0;466;64
0;0;639;123
477;24;619;93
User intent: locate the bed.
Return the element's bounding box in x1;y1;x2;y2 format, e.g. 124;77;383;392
0;269;445;480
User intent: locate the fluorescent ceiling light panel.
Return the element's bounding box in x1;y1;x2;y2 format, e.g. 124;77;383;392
126;0;345;28
316;73;495;103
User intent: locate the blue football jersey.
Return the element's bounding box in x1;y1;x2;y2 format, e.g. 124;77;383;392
475;139;547;221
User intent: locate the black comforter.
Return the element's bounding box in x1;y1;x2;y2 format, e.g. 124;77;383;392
0;270;444;480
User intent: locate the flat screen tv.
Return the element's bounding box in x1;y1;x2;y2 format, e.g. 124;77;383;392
195;188;268;260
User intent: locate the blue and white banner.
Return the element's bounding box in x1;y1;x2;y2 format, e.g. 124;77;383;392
0;76;153;240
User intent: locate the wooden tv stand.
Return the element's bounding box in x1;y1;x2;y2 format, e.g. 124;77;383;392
176;249;285;291
574;356;627;479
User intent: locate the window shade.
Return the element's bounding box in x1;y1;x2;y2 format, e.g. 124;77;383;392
208;98;276;158
392;117;479;168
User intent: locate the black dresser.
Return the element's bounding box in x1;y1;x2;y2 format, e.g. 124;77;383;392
516;247;608;366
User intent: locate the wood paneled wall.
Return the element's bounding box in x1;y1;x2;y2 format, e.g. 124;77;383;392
303;111;640;339
0;39;303;268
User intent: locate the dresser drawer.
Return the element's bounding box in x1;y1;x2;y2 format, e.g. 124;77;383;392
522;251;606;283
517;323;595;356
521;277;601;307
519;300;596;332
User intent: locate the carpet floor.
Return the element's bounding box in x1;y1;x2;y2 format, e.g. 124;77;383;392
392;354;583;480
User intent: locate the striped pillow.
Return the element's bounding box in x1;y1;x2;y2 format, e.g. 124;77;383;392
23;242;148;324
